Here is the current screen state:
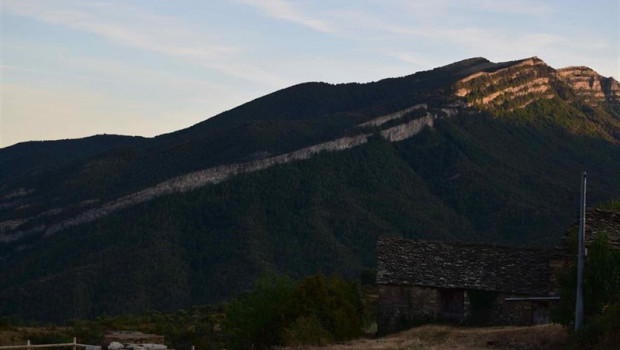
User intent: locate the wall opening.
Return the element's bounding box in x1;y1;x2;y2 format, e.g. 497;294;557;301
439;288;464;321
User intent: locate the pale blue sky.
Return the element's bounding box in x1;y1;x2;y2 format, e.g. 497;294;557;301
1;0;619;147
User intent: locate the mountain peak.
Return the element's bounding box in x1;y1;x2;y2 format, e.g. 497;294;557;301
435;56;548;80
435;57;494;77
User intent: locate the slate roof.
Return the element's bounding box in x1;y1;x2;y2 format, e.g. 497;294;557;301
560;209;620;251
376;237;555;295
584;209;619;249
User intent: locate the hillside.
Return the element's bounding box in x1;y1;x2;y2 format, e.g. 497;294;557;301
1;57;619;322
0;135;147;181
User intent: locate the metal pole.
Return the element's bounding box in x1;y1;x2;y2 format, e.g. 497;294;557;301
575;171;586;331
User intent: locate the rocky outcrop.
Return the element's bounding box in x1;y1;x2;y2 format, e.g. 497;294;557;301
557;66;620;105
1;104;461;241
454;57;556;110
454;57;620;112
41;133;370;236
1;188;34;200
358;104;427;127
380;113;436;142
458;57;545;84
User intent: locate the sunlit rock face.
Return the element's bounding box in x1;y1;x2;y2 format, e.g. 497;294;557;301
453;57;557;111
557;66;620;106
454;57;620;113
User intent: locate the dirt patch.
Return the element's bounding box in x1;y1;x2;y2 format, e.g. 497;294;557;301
279;324;568;350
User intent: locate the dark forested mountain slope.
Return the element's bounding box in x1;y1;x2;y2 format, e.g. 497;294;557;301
1;57;619;322
0;134;147;181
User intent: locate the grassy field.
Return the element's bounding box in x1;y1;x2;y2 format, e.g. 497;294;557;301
279;324;568;350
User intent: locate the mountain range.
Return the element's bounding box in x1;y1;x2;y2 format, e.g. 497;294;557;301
1;56;619;322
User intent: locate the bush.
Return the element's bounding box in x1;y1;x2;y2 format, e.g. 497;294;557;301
597;299;620;348
552;229;620;349
291;274;364;341
28;333;72;345
0;317;12;330
282;315;331;346
224;273;365;349
225;274;296;350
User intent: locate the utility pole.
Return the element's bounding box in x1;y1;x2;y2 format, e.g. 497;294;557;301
575;171;586;331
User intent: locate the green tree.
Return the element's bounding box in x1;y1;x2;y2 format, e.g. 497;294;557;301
287;274;364;344
552;231;620;348
224;274;296;350
224;273;365;349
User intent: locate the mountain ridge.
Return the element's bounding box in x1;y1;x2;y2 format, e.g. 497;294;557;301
6;56;618;245
2;55;619;251
1;56;620;322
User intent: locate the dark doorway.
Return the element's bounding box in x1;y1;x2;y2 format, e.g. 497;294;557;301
532;301;549;324
439;288;464;321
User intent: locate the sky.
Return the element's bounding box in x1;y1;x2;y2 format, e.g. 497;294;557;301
1;0;619;148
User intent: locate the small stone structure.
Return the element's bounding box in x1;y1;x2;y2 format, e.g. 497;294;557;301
564;208;620;250
376;237;562;335
102;332;166;350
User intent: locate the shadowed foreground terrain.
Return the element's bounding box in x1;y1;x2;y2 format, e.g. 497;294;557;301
0;324;568;350
280;324;567;350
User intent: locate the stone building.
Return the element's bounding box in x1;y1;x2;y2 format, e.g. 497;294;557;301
376;237;562;335
565;208;620;250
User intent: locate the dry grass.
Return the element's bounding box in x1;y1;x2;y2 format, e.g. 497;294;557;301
0;327;72;346
0;324;569;350
279;324;568;350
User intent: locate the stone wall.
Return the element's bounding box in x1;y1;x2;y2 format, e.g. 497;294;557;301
377;285;439;335
378;285;553;335
488;294;535;326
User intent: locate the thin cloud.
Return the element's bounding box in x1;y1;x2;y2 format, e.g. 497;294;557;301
326;6;565;64
61;55;290;95
2;0;239;60
390;0;549;18
236;0;336;33
2;0;293;88
463;0;550;16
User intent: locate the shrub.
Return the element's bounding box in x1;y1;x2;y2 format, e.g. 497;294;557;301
282;315;331;346
224;274;295;350
224;273;365;349
552;229;620;349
